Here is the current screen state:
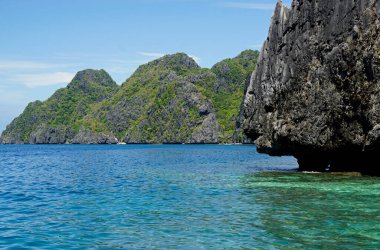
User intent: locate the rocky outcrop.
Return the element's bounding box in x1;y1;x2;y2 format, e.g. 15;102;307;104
234;76;254;144
68;69;116;91
190;113;220;143
244;0;380;175
26;125;117;144
0;135;22;144
123;72;220;144
29;124;72;144
72;128;117;144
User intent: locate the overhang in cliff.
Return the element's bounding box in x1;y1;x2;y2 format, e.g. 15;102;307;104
244;0;380;175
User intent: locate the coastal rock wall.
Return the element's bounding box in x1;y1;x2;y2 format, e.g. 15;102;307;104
244;0;380;174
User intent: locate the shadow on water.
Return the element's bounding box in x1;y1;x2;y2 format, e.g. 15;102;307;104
240;171;380;249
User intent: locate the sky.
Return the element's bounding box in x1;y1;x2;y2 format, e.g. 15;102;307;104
0;0;292;132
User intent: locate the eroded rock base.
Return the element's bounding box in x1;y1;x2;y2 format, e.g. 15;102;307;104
296;151;380;176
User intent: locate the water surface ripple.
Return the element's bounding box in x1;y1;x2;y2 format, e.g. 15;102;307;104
0;145;379;249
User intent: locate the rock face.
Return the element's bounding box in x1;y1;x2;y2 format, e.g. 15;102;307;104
244;0;380;174
1;50;259;144
90;51;259;144
72;128;117;144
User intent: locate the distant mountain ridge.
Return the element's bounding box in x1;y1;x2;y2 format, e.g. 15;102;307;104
1;50;259;144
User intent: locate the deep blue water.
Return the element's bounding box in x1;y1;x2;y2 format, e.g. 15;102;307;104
0;145;379;249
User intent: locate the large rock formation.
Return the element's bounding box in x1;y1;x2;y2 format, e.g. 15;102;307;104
96;51;258;144
1;50;259;144
244;0;380;175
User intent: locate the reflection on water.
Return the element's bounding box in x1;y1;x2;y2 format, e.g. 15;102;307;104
0;145;379;249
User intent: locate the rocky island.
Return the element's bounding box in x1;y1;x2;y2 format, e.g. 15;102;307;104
244;0;380;175
1;50;258;144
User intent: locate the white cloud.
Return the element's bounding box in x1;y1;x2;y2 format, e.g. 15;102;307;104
189;54;201;64
223;2;275;10
10;72;75;88
138;52;166;58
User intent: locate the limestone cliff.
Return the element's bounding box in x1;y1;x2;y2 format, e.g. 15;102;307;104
244;0;380;175
1;50;259;144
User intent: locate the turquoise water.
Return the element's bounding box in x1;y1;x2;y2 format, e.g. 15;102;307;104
0;145;379;249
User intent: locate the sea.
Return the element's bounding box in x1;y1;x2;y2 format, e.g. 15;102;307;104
0;145;379;249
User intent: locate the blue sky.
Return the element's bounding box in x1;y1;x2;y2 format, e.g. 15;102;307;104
0;0;292;131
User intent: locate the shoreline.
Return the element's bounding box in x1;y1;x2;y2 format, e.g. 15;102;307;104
0;142;251;146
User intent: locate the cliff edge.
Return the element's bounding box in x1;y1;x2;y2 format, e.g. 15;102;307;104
244;0;380;175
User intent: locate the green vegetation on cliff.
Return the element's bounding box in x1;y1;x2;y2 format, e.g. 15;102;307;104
1;50;259;144
0;70;119;144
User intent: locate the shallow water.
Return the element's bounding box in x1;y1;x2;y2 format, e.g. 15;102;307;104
0;145;379;249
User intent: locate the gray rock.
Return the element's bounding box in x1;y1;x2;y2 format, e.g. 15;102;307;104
0;135;24;144
29;124;71;144
166;71;178;82
68;69;117;92
72;127;118;144
244;0;380;175
234;71;254;144
190;113;220;144
123;77;220;144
